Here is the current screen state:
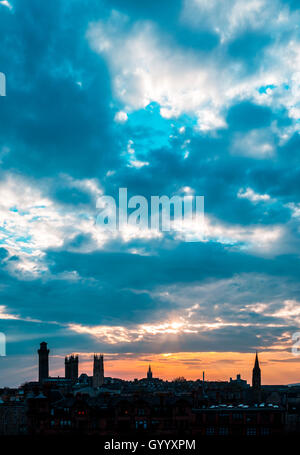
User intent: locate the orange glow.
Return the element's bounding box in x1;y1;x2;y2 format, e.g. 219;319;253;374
50;350;300;385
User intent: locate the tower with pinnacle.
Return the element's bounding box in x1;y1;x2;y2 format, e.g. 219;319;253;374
65;355;79;381
147;365;153;380
93;354;104;388
38;341;49;383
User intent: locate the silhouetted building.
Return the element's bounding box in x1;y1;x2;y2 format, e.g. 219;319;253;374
147;365;153;380
252;352;261;390
0;403;27;435
230;374;248;388
65;355;79;381
25;393;286;437
3;339;299;437
38;342;49;383
93;355;104;388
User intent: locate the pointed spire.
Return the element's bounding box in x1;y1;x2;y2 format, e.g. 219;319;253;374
147;364;153;379
254;351;260;370
252;351;261;389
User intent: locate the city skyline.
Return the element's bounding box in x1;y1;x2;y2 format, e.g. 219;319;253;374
1;0;300;389
4;340;300;388
1;343;289;439
20;341;263;387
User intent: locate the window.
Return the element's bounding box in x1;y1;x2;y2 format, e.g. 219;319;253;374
246;427;257;436
60;420;71;427
246;413;257;424
261;427;270;436
219;427;229;436
135;420;147;430
206;427;215;435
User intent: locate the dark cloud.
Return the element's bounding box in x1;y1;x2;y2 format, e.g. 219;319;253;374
0;0;117;178
226;102;273;131
227;31;272;71
0;0;300;386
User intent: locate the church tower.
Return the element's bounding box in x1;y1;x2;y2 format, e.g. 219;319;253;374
147;365;153;380
252;351;261;389
38;341;49;383
93;354;104;388
65;355;79;380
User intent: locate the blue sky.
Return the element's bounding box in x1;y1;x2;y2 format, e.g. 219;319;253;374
1;0;300;385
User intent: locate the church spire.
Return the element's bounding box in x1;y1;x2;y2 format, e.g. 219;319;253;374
252;351;261;389
254;351;259;368
147;364;153;380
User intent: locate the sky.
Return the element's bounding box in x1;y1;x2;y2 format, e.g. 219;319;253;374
1;0;300;386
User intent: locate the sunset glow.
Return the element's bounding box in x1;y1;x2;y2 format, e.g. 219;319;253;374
46;350;300;386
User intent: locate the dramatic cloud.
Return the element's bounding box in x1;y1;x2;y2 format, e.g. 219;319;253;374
88;4;300;137
0;0;300;385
